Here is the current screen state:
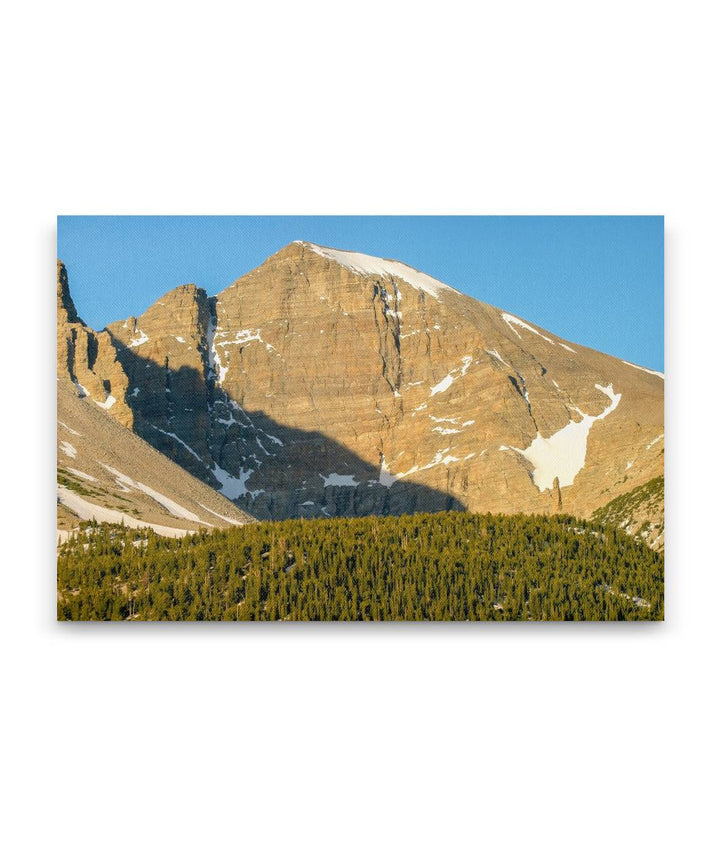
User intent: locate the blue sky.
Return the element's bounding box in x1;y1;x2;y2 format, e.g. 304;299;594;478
57;215;664;371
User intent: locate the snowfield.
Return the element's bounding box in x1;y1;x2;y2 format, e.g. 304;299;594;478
296;241;460;300
507;383;623;491
57;486;193;538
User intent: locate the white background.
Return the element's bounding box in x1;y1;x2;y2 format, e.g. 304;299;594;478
1;1;718;854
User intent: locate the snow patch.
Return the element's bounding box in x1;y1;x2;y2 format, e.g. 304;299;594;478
430;374;454;396
217;329;263;348
101;465;202;522
129;330;149;347
57;486;192;538
430;355;474;397
559;343;576;353
485;349;510;368
94;395;116;410
622;360;664;380
646;433;664;450
60;441;77;459
509;383;623;491
66;468;97;482
321;473;359;488
197;502;245;526
212;463;255;500
380;447;461;485
501;313;554;344
296;241;460;300
150;426;203;462
206;320;230;385
58;421;81;436
379;456;397;487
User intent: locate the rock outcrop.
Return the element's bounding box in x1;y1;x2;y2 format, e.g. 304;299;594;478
57;260;133;428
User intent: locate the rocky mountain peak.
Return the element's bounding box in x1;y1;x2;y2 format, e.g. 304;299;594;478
57;260;82;325
288;240;462;300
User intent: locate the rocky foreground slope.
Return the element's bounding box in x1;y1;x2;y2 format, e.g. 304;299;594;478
58;241;664;544
57;381;253;541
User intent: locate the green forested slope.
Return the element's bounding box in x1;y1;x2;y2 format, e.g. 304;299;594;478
592;477;664;551
57;512;663;621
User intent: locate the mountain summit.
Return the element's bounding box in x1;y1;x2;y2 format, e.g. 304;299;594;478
59;242;664;540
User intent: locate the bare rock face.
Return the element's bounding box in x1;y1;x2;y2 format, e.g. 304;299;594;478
106;283;214;465
61;242;664;525
57;261;133;427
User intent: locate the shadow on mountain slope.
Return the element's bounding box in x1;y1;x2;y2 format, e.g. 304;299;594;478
105;339;465;521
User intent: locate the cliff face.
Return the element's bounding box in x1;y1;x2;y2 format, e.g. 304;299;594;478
93;241;663;528
105;282;214;462
57;260;133;428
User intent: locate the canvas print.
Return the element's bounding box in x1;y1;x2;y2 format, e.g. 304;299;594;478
56;216;664;620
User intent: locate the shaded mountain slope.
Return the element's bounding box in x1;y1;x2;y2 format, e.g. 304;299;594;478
57;380;253;541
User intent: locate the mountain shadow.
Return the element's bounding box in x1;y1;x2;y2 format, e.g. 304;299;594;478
104;337;466;522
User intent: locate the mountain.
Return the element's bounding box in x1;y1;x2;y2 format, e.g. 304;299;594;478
58;241;664;543
57;263;253;541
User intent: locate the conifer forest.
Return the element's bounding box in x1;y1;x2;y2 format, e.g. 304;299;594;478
57;512;664;621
